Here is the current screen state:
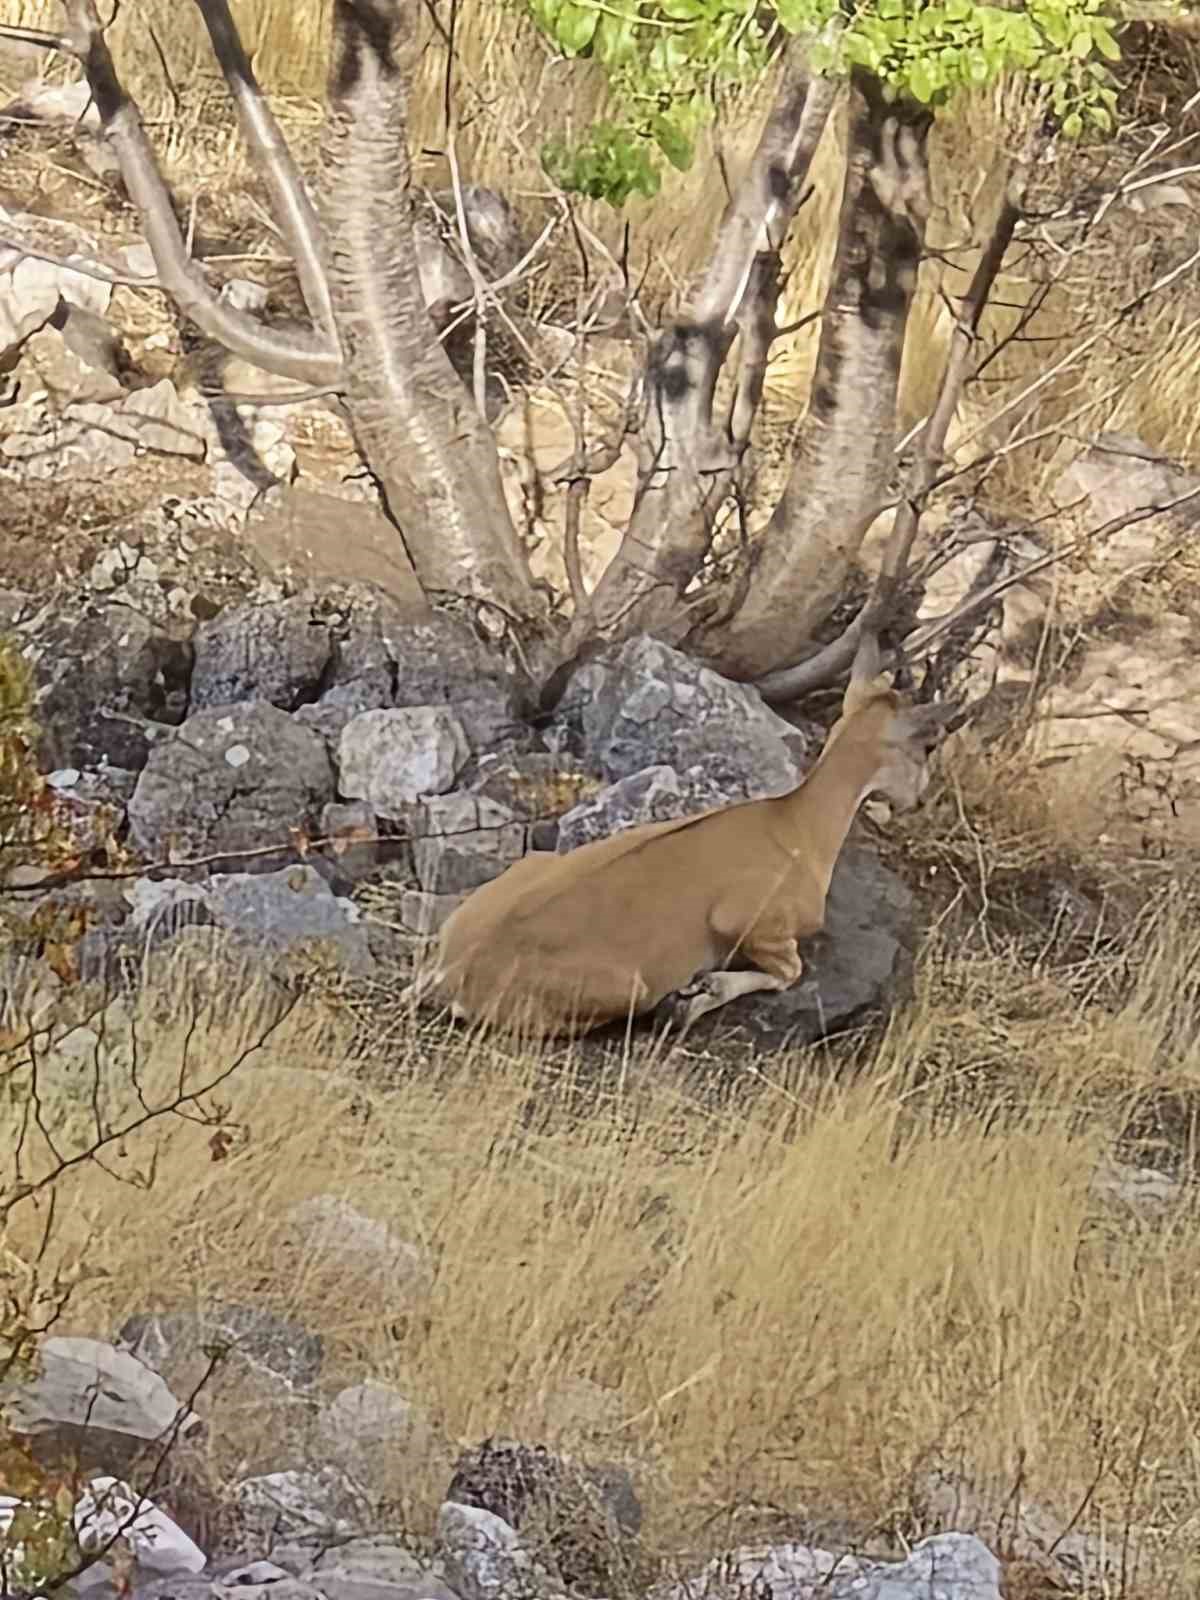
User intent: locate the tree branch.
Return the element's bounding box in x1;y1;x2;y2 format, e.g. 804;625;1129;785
45;0;342;385
574;36;838;648
190;0;339;345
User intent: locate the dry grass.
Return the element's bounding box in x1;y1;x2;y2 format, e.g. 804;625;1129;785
4;889;1200;1592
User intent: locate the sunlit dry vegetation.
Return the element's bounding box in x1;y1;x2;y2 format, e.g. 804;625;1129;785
5;4;1200;1594
5;890;1200;1593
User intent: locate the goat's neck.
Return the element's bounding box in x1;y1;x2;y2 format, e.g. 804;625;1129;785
773;731;885;895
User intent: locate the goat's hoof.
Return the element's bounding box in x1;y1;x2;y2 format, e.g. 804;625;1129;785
660;977;715;1035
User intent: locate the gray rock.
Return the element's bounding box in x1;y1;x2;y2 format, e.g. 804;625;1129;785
664;1533;1000;1600
331;613;526;755
317;1381;435;1461
191;596;332;712
338;708;470;816
128;703;334;865
446;1436;641;1591
212;1576;322;1600
118;1302;324;1393
1;1336;201;1444
917;1464;1147;1592
311;1539;455;1600
295;678;391;755
23;322;125;403
412;794;527;894
283;1196;429;1293
566;635;808;783
321;800;379;881
556;744;813;852
205;866;375;976
672;842;916;1047
24;602;192;771
233;1469;358;1552
435;1503;557;1600
556;764;689;852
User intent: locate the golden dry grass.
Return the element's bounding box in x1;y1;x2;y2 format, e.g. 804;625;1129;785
4;889;1200;1592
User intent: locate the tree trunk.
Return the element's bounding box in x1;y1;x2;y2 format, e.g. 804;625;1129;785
321;0;542;621
578;44;837;647
704;70;932;681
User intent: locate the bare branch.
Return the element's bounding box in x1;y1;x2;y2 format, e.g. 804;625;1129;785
190;0;338;344
43;0;341;386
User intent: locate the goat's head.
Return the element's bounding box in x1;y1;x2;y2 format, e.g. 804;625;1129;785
829;631;962;812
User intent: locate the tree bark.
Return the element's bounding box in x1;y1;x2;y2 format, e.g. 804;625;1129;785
755;133;1040;703
321;0;542;621
577;41;837;647
704;69;932;681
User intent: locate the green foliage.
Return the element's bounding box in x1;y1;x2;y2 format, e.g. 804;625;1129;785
518;0;1135;203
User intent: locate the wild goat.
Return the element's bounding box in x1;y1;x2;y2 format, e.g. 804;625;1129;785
411;639;960;1039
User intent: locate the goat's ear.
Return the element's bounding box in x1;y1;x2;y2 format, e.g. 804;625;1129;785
843;630;891;716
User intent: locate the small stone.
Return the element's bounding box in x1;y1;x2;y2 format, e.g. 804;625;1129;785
436;1503;557;1600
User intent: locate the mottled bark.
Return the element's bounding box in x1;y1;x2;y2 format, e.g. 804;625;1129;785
756;136;1038;703
705;70;932;681
321;0;541;620
579;42;837;646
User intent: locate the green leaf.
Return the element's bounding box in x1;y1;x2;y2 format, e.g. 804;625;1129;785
1091;21;1122;59
553;0;599;55
1070;28;1093;57
653;111;695;171
908;57;935;101
593;11;637;65
1062;109;1083;137
966;47;991;83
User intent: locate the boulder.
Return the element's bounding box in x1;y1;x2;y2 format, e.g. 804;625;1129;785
24;602;192;771
674;842;916;1047
446;1436;641;1594
127;703;334;865
190;596;332;712
317;1381;435;1463
204;866;375;976
1;1336;201;1448
435;1503;558;1600
118;1302;325;1394
330;612;528;755
338;707;470;816
281;1195;429;1295
232;1469;357;1553
411;793;527;894
557;757;780;852
561;635;808;784
664;1532;1000;1600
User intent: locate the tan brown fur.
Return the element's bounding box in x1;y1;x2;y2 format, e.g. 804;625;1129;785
417;657;956;1039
